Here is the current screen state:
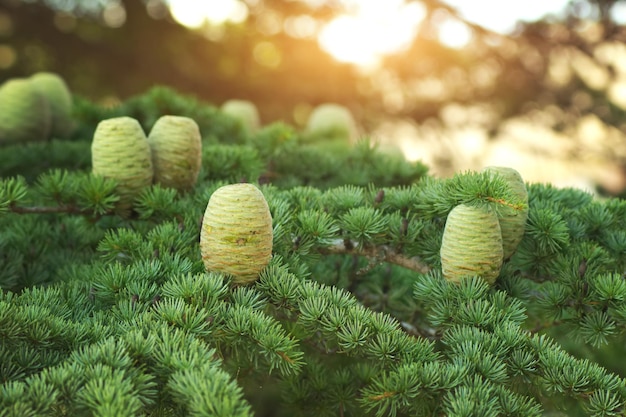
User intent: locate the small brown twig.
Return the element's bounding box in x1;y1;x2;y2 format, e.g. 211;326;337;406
9;205;88;215
318;239;431;274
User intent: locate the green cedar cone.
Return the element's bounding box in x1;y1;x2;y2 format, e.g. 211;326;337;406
441;204;503;285
221;99;260;135
29;72;74;139
483;166;529;259
200;183;273;285
304;103;358;144
91;117;153;210
0;78;51;144
147;115;202;192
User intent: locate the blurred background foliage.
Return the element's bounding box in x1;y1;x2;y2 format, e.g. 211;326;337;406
1;0;626;195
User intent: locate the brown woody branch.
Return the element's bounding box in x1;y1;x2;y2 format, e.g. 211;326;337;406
7;205;104;217
318;239;432;274
9;205;84;214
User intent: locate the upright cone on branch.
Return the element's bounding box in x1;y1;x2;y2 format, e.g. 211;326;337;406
440;204;503;285
0;78;50;144
304;103;358;144
483;166;529;259
30;72;74;139
200;183;273;285
91;117;153;211
147;115;202;192
221;99;260;135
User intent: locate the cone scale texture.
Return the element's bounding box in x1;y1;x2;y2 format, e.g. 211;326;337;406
483;166;529;259
148;115;202;191
30;72;74;139
200;184;273;285
441;204;503;285
0;78;50;144
91;117;153;210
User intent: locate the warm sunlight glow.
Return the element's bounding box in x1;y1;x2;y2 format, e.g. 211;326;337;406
284;15;318;39
612;3;626;24
168;0;248;29
441;0;571;33
318;0;425;68
438;18;472;49
166;0;574;68
253;41;282;68
169;0;201;28
318;16;378;68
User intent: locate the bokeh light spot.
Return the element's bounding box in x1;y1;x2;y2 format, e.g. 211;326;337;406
0;12;13;37
103;2;127;28
284;15;318;39
438;18;472;49
319;16;379;67
0;45;17;70
318;0;425;68
146;0;169;20
253;41;282;68
168;0;248;28
612;3;626;24
256;10;282;36
441;0;570;33
169;0;205;28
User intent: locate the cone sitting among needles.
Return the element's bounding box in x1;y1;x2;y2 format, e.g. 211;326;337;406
200;183;273;285
221;99;260;136
482;166;529;259
304;103;358;145
91;116;153;211
440;203;503;285
0;78;51;144
147;115;202;192
30;72;74;139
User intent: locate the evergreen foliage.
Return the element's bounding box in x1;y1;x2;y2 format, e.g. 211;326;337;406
1;86;626;416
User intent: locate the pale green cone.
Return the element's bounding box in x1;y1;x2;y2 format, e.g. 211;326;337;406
0;78;51;144
200;183;273;285
147;115;202;192
304;103;358;144
221;99;260;135
483;166;529;259
30;72;74;138
91;117;153;210
441;204;503;285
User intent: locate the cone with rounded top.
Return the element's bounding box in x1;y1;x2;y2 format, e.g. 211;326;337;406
483;166;529;259
147;115;202;192
200;183;273;285
221;99;260;135
441;204;503;285
91;116;153;211
304;103;358;144
0;78;50;144
30;72;74;138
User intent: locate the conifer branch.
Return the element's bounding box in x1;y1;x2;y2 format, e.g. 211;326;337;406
530;320;563;334
3;85;626;416
8;204;95;215
318;239;431;274
486;196;527;211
